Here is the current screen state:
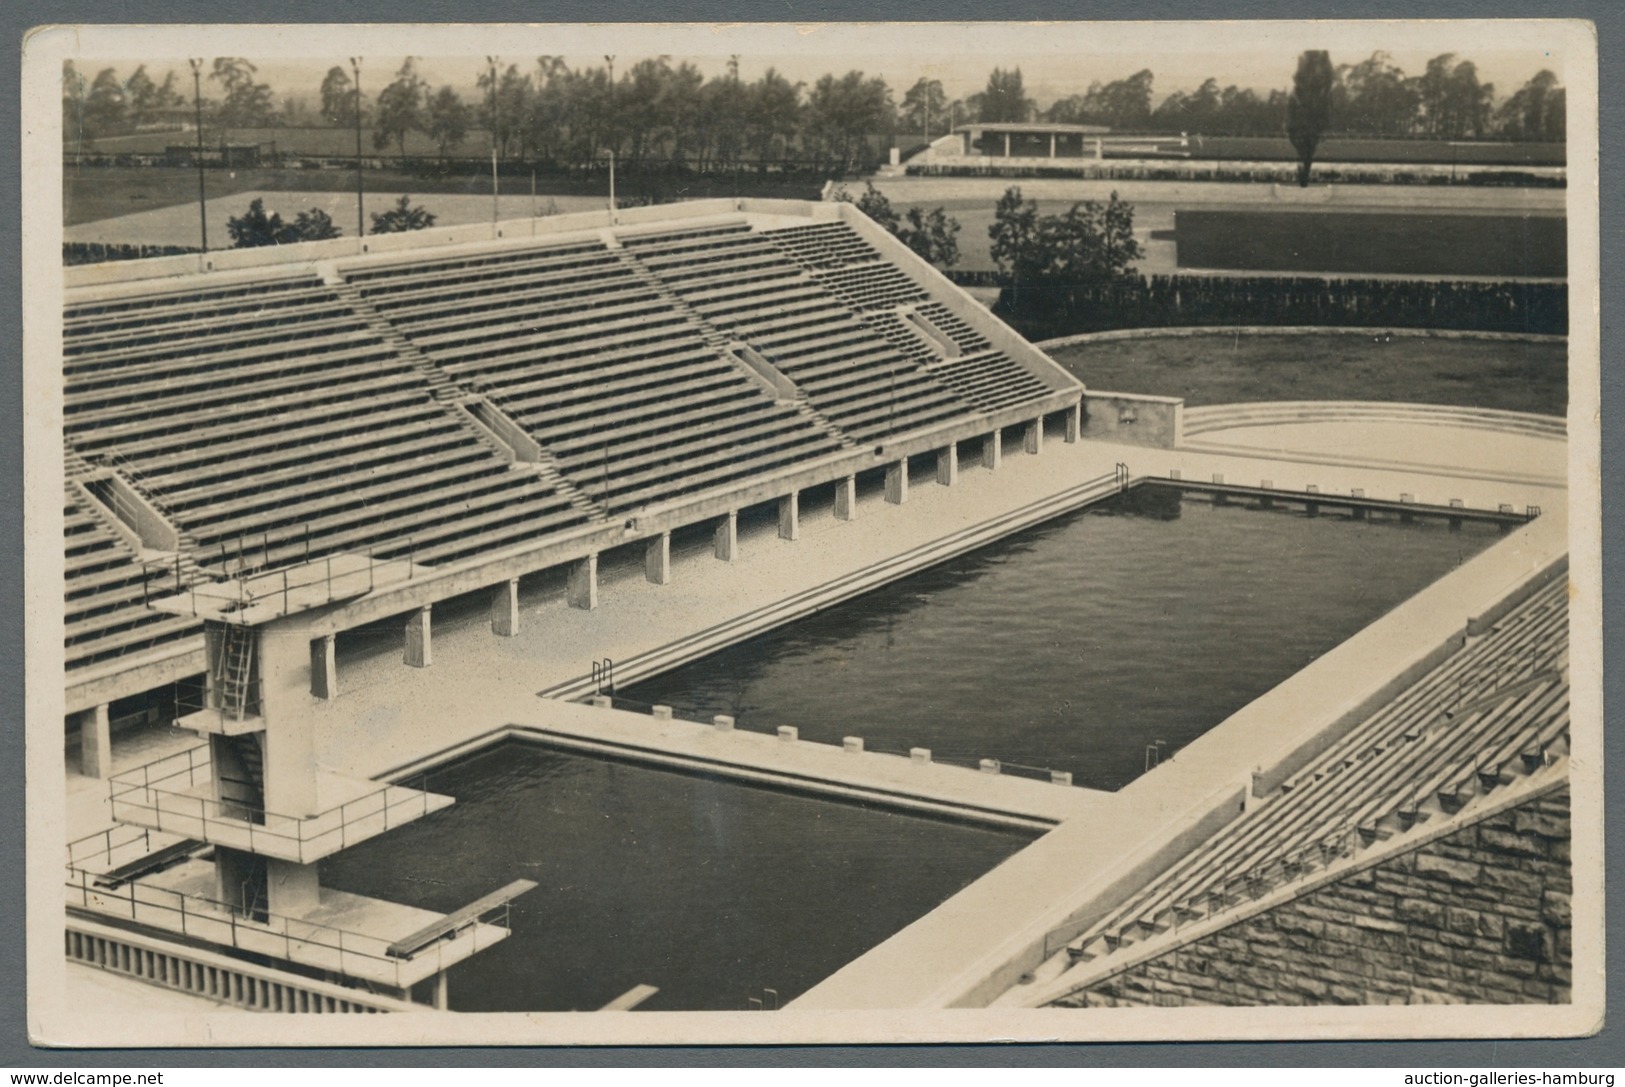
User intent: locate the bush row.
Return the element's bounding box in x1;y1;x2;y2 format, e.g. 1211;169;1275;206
991;275;1567;338
64;242;202;265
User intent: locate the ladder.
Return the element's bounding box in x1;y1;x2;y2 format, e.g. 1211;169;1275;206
217;623;256;720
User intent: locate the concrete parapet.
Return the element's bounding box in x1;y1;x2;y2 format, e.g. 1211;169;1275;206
1080;391;1184;449
713;715;735;731
591;695;613;709
911;747;933;765
1051;770;1074;787
844;736;865;753
651;705;673;720
980;759;1002;775
777;726;799;743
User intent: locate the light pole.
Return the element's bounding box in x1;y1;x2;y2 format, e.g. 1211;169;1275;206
487;56;501;231
605;56;616;213
189;59;207;253
350;58;364;239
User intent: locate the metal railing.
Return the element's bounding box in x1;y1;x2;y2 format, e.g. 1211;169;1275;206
108;745;445;863
65;850;516;992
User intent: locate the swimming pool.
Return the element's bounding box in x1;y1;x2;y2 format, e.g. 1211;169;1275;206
623;486;1499;790
321;741;1032;1012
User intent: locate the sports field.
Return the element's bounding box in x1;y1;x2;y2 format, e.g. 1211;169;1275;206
1046;332;1567;416
1175;210;1567;277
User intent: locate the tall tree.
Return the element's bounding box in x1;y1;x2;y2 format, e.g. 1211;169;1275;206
373;58;428;157
1497;70;1564;142
901;77;947;140
1337;51;1420;137
971;67;1032;123
319;65;361;126
425;86;471;158
62;61;87;142
1286;50;1334;188
210;58;275;128
83;68;128;137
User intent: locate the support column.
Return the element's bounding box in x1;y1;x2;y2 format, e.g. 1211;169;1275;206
1065;401;1082;443
1025;416;1044;455
778;492;800;541
645;532;671;584
936;442;959;486
309;634;338;699
1003;132;1011;157
434;971;450;1011
714;510;738;562
404;605;432;668
264;858;321;916
77;703;112;780
567;554;598;610
982;431;1002;470
834;475;857;521
1049;133;1057;158
491;578;520;637
885;459;909;504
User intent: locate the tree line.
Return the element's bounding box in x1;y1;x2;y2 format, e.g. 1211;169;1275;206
63;49;1565;164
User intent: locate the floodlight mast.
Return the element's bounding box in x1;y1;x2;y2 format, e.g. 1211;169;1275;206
351;58;364;241
189;59;207;253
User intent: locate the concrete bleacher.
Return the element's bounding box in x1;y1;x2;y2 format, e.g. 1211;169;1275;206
759;222;1054;416
63;277;587;573
64;484;199;673
341;234;847;515
622;223;976;443
1062;574;1570;964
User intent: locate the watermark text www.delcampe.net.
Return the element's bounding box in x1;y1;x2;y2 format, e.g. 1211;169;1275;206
12;1075;163;1085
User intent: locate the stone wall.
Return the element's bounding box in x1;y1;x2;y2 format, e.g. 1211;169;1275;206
1058;785;1571;1007
1079;391;1183;448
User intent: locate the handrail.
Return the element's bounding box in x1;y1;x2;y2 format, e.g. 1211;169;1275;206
64;858;516;988
107;745;445;863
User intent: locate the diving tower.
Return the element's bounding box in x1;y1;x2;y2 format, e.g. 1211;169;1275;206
65;553;535;1009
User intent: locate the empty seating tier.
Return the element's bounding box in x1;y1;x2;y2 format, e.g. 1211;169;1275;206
64;485;200;672
622;226;978;443
343;232;844;515
1066;576;1570;965
64;277;587;574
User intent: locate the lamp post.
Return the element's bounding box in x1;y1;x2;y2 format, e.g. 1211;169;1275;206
189;59;207;253
350;58;364;239
605;56;616;213
488;56;501;231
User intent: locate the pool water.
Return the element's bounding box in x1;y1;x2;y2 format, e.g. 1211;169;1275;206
624;486;1499;790
320;742;1031;1012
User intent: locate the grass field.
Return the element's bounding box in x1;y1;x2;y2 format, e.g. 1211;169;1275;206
1045;332;1567;416
1175;210;1567;278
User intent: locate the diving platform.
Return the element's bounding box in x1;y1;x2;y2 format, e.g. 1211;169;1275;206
67;855;521;991
148;552;424;625
108;746;453;864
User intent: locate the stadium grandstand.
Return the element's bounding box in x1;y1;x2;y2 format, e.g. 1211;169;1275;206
53;196;1574;1020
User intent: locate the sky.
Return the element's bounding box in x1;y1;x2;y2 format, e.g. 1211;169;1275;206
69;21;1574;109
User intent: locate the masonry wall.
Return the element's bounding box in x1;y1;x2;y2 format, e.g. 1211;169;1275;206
1058;785;1571;1007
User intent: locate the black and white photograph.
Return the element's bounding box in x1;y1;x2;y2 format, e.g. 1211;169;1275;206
20;19;1602;1047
